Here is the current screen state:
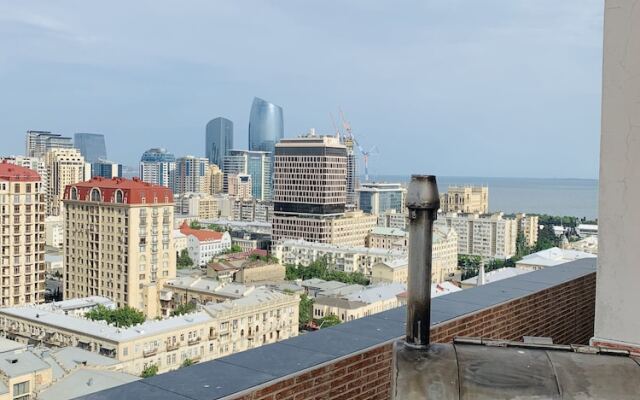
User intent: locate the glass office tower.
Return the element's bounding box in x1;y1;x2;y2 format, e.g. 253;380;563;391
248;97;284;154
205;117;233;166
74;133;107;163
139;148;176;188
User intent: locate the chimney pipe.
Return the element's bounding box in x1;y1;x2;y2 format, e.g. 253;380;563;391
405;175;440;349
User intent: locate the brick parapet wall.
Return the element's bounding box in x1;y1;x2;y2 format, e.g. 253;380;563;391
228;272;596;400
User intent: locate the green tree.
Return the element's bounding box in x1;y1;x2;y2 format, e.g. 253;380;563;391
181;358;195;368
207;224;228;232
222;244;243;254
85;305;145;328
171;302;196;316
285;257;369;285
299;294;313;327
535;224;560;251
140;364;158;378
189;220;202;229
317;314;341;328
177;249;194;269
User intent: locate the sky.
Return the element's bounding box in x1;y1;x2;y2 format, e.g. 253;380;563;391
0;0;604;179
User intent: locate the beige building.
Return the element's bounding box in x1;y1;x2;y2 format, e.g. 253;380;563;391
63;177;176;318
175;192;220;220
328;211;377;246
378;209;407;230
2;156;48;196
205;164;224;195
440;186;489;214
232;199;273;223
516;213;539;247
312;283;406;323
0;290;298;376
44;215;64;248
44;148;89;216
273;239;405;276
366;227;408;250
515;247;596;272
370;226;458;284
228;173;252;201
0;161;46;307
437;212;517;259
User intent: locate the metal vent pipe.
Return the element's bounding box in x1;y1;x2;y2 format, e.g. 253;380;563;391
405;175;440;348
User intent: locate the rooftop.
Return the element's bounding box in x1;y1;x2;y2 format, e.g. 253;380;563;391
179;221;225;242
517;247;597;267
461;267;530;286
0;159;40;182
344;283;407;304
82;258;597;400
63;177;174;205
278;239;406;257
39;369;139;400
369;227;407;237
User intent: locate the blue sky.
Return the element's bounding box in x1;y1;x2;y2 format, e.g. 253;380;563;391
0;1;604;178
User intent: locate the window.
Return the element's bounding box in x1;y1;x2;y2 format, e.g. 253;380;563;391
91;188;101;202
13;381;29;397
115;190;124;203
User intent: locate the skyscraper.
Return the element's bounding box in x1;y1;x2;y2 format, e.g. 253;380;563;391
44;148;90;216
139;148;176;189
74;133;107;163
205;117;233;166
222;150;271;201
91;159;123;178
0;161;46;306
25;131;73;158
174;156;209;194
248;97;284;155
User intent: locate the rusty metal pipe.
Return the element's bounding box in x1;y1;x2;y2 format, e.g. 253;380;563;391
405;175;440;348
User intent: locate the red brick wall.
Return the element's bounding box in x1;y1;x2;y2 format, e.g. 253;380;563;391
229;272;595;400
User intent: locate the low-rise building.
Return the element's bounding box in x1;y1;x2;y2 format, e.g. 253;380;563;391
439;186;489;214
395;281;462;306
273;239;405;276
377;209;407;230
576;224;598;237
175;193;220;220
566;236;598;254
328;210;378;246
300;279;364;298
173;229;188;260
230;231;271;252
515;247;597;271
366;227;408;250
0;290;299;376
312;283;406;322
179;222;231;267
370;259;408;285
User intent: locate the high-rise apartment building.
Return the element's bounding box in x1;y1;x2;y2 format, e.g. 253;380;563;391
440;186;489;213
206;164;224;194
222;150;271;200
74;133;107;163
357;182;406;216
174;156;209;194
1;156;48;195
272;133;349;243
436;212;517;259
0;161;46;306
25;131;73;158
139;148;176;189
205;117;233;166
515;213;539;247
248;97;284;155
44;148;89;216
91;159;122;178
63;177;175;317
228;173;253;201
344;137;358;207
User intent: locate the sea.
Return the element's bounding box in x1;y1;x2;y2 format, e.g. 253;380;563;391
367;175;599;220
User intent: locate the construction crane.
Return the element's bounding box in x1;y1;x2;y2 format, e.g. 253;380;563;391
338;109;378;182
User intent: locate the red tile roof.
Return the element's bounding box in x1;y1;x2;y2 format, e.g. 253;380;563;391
0;160;40;182
179;221;225;242
63;177;173;205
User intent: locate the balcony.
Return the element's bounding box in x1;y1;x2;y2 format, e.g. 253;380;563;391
83;258;597;400
166;342;179;351
143;348;158;358
187;337;201;346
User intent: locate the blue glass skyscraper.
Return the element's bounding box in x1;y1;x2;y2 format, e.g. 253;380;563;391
205;117;233;166
139;148;176;188
248;97;284;154
74;133;107;163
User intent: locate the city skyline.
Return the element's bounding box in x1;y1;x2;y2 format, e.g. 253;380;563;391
0;1;603;179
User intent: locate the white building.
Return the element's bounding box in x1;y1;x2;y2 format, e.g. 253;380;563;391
273;239;405;276
515;247;597;271
45;215;64;248
179;222;231;267
460;267;530;289
436;212;518;259
576;224;598;237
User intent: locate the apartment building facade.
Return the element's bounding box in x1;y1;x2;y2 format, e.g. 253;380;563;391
437;212;517;259
179;222;231;267
45;148;90;216
63;177;175;317
440;186;489;214
515;213;539;247
0;161;46;306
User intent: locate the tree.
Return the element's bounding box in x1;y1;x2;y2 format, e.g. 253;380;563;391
181;358;195;368
285;258;369;285
299;294;313;327
171;302;196;316
207;224;228;232
189;220;202;229
85;305;145;328
317;314;341;328
177;249;194;269
141;364;158;378
222;244;242;254
535;224;559;251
